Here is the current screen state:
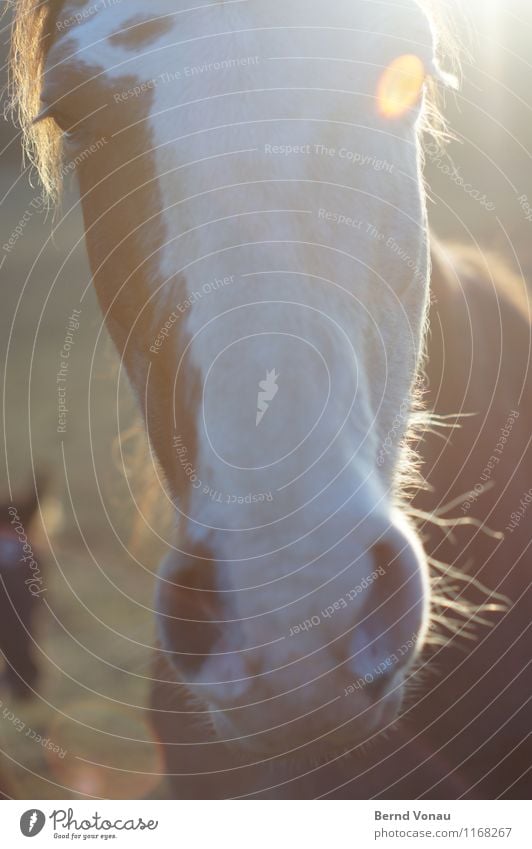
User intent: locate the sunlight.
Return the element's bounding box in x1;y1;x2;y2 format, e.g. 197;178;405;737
456;0;507;72
377;54;426;119
464;0;501;9
457;0;504;26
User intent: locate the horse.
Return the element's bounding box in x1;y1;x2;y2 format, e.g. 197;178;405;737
9;0;530;798
148;243;532;800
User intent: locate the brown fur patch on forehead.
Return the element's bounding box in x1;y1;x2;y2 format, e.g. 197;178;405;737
108;15;173;50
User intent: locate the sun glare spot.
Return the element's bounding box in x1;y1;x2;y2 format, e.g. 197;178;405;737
377;54;426;119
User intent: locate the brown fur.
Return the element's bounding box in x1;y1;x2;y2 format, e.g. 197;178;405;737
108;16;173;50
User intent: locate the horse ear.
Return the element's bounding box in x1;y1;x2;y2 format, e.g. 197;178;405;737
429;57;460;91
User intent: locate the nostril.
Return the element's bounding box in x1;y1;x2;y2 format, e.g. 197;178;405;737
370;535;426;617
347;526;427;689
160;599;221;672
155;556;222;673
372;540;403;576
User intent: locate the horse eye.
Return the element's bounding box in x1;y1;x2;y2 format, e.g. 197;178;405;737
377;54;427;119
33;103;77;137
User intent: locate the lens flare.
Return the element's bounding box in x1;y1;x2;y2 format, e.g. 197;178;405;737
377;54;426;119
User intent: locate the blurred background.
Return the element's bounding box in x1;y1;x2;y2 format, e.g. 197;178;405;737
0;0;530;798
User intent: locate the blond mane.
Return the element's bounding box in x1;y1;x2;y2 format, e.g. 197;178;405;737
8;0;65;200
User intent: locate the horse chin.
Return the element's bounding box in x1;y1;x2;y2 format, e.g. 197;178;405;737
210;686;405;761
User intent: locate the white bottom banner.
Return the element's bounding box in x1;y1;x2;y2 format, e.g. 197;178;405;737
0;800;528;847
